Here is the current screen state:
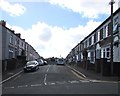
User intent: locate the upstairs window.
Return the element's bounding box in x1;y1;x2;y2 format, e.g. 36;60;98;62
100;28;103;40
91;35;94;45
114;16;118;26
108;22;111;36
96;31;100;42
94;33;96;43
89;37;91;46
113;24;118;33
9;35;13;44
103;25;108;38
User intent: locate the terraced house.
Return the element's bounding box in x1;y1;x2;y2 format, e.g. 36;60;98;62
66;8;120;76
0;20;40;73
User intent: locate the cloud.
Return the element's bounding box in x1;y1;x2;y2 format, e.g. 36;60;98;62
6;20;101;58
39;28;52;42
1;0;118;18
48;0;119;18
0;0;26;17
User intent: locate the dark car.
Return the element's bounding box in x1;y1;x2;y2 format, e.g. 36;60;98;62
24;60;39;72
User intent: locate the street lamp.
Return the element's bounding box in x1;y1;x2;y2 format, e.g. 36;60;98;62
109;0;115;76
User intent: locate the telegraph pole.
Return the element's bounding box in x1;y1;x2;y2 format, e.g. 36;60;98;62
109;0;115;76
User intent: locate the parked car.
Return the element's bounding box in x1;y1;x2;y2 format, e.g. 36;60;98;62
24;60;39;72
44;60;48;65
57;58;65;65
37;59;44;66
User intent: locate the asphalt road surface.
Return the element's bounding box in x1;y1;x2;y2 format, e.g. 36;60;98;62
2;63;119;94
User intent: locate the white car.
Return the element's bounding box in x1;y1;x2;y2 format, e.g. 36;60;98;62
57;58;65;65
24;60;39;72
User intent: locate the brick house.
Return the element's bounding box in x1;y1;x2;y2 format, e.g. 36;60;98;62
0;20;41;72
66;8;120;76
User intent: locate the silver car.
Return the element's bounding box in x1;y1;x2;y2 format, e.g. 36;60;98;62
37;59;44;66
24;60;39;72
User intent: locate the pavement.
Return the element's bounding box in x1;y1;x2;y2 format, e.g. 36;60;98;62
1;67;24;84
67;64;119;82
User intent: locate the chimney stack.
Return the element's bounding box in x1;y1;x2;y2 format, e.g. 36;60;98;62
0;20;6;26
15;33;21;38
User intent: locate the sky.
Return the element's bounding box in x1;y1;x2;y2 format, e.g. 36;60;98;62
0;0;119;58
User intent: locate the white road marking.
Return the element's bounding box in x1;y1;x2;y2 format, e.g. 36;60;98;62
46;65;50;72
18;85;28;88
48;82;56;85
3;79;118;90
68;80;79;84
0;70;23;84
56;81;66;84
44;74;47;85
4;86;15;89
31;84;42;87
89;79;118;83
79;80;90;83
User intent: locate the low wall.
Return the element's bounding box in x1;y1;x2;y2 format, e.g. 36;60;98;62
2;56;26;74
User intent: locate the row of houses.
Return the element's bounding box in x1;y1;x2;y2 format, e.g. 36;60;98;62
66;8;120;76
0;20;41;72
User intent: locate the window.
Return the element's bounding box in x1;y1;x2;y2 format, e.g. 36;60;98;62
89;37;91;46
100;28;103;40
21;42;23;47
96;49;100;59
113;24;118;33
103;25;108;38
101;47;110;59
96;31;100;42
84;41;87;48
92;35;94;45
106;47;110;58
114;16;118;26
90;51;94;63
9;35;13;44
94;33;96;43
98;31;100;41
108;22;111;36
9;50;13;59
87;40;89;47
103;49;105;58
105;25;108;37
15;38;17;46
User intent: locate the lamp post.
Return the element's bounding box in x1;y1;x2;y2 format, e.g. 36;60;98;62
109;0;115;76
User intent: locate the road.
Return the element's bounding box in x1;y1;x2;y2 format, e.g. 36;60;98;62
2;63;119;94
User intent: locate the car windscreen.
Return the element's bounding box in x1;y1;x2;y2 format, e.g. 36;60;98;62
27;61;36;65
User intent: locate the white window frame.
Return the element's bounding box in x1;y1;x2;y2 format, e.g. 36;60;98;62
103;25;108;39
101;46;110;59
9;35;13;44
91;35;94;45
96;31;100;42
